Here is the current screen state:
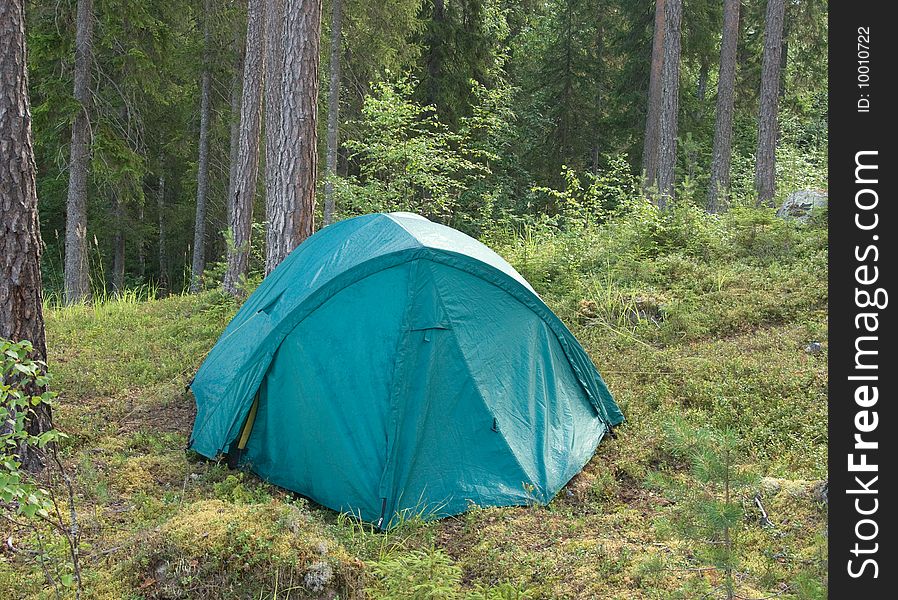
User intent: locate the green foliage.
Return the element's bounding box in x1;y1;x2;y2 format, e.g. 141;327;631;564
651;418;758;599
369;547;532;599
27;0;828;295
29;0;239;296
0;339;81;596
0;339;60;520
13;1;832;596
415;0;510;127
213;472;272;504
334;79;493;222
532;155;641;227
7;207;829;597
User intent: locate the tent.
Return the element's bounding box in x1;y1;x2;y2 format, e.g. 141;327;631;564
189;212;623;527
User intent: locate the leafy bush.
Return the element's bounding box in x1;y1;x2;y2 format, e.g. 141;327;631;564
334;79;492;223
1;338;80;592
0;339;61;518
531;154;641;229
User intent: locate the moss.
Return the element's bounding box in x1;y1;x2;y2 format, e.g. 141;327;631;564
126;499;364;599
110;454;186;496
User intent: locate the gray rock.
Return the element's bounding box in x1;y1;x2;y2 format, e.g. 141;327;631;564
805;342;822;354
304;560;334;593
776;190;827;223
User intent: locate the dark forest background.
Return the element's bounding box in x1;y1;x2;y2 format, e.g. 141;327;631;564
25;0;827;298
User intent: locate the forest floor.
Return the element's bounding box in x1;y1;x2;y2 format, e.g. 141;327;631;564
2;210;829;599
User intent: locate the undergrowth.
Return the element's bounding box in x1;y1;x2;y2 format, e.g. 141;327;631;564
2;204;827;599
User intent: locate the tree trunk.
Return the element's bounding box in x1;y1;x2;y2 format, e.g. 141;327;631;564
779;10;789;99
64;0;94;304
223;0;266;295
322;0;342;226
264;0;322;273
0;0;52;471
227;26;245;226
656;0;681;206
641;0;665;191
158;172;167;290
755;0;786;206
263;0;286;273
424;0;446;110
707;0;740;212
111;195;125;293
137;201;146;277
190;0;214;293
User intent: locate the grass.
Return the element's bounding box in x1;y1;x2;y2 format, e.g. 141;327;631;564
1;206;827;599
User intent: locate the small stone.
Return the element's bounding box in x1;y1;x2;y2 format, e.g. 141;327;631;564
805;342;822;354
303;560;334;593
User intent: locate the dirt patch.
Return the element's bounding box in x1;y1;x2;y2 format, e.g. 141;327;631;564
118;389;196;435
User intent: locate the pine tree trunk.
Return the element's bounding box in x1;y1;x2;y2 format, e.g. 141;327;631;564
0;0;52;471
322;0;342;226
263;0;286;273
190;0;213;293
641;0;665;190
656;0;681;206
227;27;245;226
137;208;145;276
424;0;446;109
223;0;265;295
707;0;740;212
779;12;789;99
755;0;786;206
264;0;322;273
112;195;125;293
158;172;167;289
64;0;93;304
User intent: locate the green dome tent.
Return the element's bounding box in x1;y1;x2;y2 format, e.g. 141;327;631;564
189;212;623;527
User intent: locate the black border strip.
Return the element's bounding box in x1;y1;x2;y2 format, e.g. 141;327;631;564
829;3;896;595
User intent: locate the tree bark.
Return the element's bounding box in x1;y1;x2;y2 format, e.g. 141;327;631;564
0;0;52;471
707;0;740;212
227;25;245;227
264;0;322;273
190;0;214;293
64;0;94;304
111;194;125;293
424;0;446;111
641;0;665;191
223;0;265;295
755;0;786;206
779;9;790;99
137;196;146;278
157;171;167;290
656;0;681;206
322;0;342;226
263;0;286;273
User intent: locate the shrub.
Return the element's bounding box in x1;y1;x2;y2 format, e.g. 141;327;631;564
1;338;80;593
334;79;492;223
